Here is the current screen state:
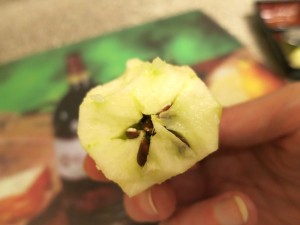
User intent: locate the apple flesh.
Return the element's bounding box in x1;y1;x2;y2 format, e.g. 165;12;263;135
78;58;222;197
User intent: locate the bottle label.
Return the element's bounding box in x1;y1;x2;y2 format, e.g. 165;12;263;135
54;138;87;180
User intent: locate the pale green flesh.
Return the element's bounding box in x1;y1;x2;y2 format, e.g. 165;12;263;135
78;58;222;197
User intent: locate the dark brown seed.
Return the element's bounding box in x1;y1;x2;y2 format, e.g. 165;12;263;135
168;129;190;147
160;104;172;113
156;104;172;118
157;104;172;117
126;128;140;139
137;137;150;167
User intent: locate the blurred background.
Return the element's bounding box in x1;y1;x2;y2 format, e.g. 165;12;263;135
0;0;267;65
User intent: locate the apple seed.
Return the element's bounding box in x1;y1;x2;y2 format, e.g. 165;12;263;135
137;136;150;167
126;128;140;139
168;129;190;147
157;103;172;118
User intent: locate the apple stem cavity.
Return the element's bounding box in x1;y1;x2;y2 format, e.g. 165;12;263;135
126;105;179;167
141;115;154;134
124;114;156;167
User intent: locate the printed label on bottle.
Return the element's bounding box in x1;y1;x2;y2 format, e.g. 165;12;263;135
54;138;87;180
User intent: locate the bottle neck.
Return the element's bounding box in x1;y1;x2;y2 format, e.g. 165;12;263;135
68;71;92;90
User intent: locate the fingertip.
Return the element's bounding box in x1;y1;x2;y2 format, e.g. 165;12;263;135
83;155;109;182
124;191;155;222
152;183;177;219
234;192;257;225
162;191;257;225
214;192;257;225
124;183;176;222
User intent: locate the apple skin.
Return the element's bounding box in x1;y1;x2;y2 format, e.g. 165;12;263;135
78;58;222;197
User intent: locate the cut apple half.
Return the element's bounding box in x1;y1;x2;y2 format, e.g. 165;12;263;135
78;58;222;196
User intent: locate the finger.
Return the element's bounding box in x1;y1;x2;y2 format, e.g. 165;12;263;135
276;129;300;154
220;83;300;148
160;192;257;225
124;182;176;222
168;164;206;205
83;155;109;182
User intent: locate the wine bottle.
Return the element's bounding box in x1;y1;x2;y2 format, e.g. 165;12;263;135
53;52;96;180
53;53;100;223
53;53;124;225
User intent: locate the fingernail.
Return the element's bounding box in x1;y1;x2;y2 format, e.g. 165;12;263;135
214;195;248;225
234;196;248;223
139;188;158;216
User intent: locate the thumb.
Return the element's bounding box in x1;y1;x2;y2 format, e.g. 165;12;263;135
160;192;257;225
220;83;300;148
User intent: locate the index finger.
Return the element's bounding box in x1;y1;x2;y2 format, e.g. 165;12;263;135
220;83;300;148
84;155;109;182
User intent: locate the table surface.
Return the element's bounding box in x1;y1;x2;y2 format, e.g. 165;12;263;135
0;0;277;70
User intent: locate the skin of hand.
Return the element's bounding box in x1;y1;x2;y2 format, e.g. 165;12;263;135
84;82;300;225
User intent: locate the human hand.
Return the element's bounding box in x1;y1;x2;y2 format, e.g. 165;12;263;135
85;83;300;225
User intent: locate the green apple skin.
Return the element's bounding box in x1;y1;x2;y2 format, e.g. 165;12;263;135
78;58;222;197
